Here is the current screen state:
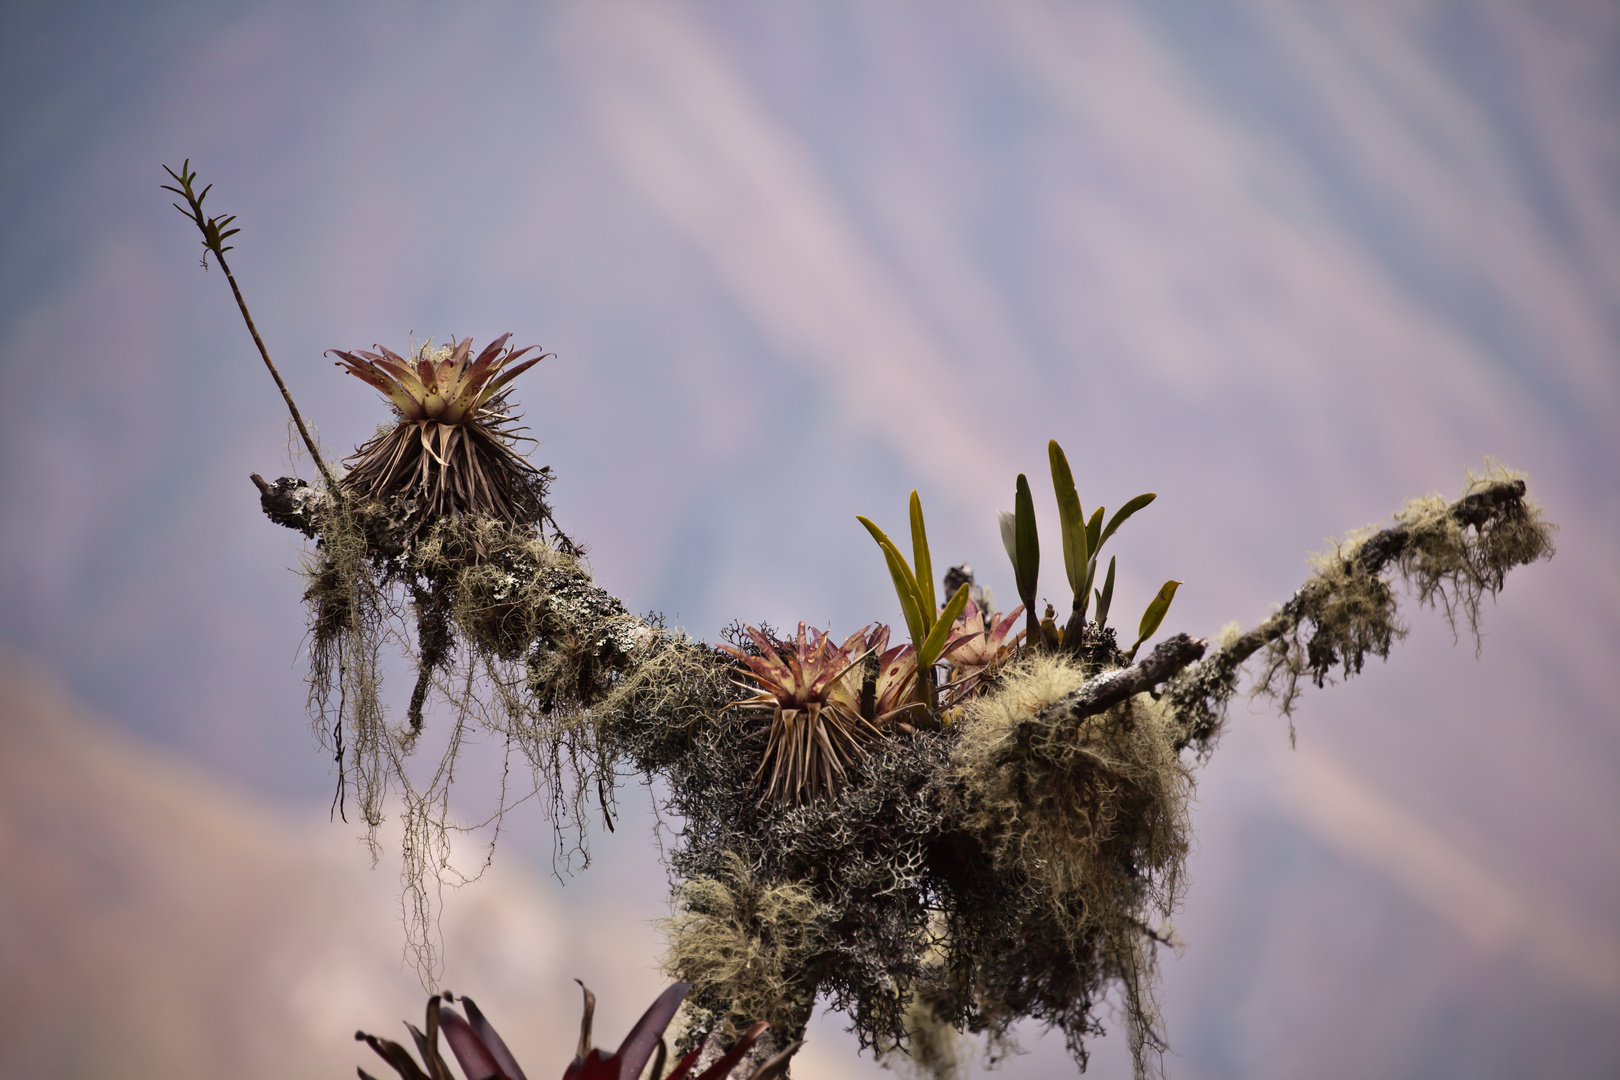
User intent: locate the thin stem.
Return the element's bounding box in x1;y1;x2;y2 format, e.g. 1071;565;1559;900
214;248;340;490
162;160;339;492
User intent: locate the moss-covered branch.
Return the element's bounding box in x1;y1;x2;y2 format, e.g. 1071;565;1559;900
1167;469;1554;751
1032;632;1207;731
249;463;1553;1080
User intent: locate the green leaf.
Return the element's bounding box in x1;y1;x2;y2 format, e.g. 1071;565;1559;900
1013;474;1039;606
1132;580;1182;652
1084;506;1104;568
883;544;927;648
858;515;926;647
918;582;972;667
998;511;1019;579
1048;441;1088;599
909;490;937;631
1098;493;1156;554
1094;555;1116;632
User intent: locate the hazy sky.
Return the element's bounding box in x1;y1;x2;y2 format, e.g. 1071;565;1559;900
2;3;1617;1077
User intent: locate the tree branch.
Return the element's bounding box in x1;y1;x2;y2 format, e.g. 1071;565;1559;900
248;471;1540;762
1008;477;1540;752
1039;633;1209;727
1165;477;1538;749
1208;477;1527;678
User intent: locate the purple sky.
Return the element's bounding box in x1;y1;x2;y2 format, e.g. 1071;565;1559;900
2;3;1617;1077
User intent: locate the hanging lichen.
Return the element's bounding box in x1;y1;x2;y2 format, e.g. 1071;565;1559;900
662;851;832;1044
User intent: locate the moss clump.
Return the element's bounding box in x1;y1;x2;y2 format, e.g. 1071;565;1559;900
662;851;830;1042
939;654;1190;1075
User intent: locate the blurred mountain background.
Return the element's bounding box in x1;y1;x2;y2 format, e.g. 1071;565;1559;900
1;2;1616;1077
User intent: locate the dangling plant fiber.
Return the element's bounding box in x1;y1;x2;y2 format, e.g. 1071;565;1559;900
937;653;1189;1077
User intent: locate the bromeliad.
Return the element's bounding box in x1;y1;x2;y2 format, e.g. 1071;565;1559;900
942;600;1025;704
355;983;794;1080
717;623;882;804
330;335;551;536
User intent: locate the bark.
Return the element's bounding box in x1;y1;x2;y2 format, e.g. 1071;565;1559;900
250;473;320;537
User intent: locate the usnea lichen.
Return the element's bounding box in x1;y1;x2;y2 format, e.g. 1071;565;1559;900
1393;461;1556;644
662;851;831;1043
939;654;1189;1074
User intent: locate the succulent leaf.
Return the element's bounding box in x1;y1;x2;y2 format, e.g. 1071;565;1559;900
1013;474;1039;607
1084;506;1105;572
998;511;1019;578
859;516;927;647
1094;555;1117;632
